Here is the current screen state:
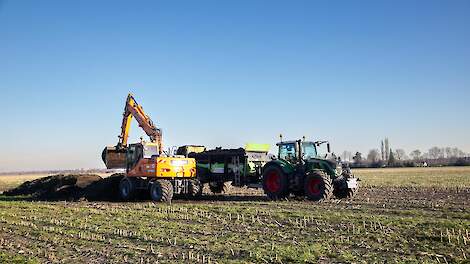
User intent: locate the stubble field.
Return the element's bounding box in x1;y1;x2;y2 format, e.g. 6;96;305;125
0;167;469;263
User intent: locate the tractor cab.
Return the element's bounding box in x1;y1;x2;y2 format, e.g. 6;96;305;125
276;139;331;162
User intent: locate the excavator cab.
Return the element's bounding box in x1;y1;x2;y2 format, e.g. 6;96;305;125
125;142;159;170
126;144;143;170
102;142;160;170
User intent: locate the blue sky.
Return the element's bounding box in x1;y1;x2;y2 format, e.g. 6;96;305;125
1;0;469;171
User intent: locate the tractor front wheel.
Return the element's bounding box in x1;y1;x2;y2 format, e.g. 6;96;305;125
150;180;174;202
262;166;289;200
304;171;333;201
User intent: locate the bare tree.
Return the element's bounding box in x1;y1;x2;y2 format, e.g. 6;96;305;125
384;138;390;161
394;149;407;160
367;149;380;163
451;147;465;158
438;148;445;158
444;147;453;158
428;147;444;159
381;140;385;160
421;151;430;159
353;152;363;164
410;149;421;160
341;151;352;161
388;148;396;165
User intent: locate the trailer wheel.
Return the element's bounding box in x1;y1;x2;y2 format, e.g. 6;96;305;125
262;165;289;200
209;181;229;194
188;179;203;198
150;180;173;202
304;171;333;201
119;177;136;201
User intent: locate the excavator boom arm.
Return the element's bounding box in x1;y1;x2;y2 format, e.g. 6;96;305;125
118;94;162;153
102;93;163;169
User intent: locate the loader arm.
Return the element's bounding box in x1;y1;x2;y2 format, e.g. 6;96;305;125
118;93;163;154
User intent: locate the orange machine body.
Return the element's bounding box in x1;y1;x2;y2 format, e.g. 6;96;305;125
127;156;196;178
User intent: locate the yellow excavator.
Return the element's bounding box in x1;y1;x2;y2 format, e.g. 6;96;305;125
102;93;201;202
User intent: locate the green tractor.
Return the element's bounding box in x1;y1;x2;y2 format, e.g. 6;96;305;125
262;137;358;201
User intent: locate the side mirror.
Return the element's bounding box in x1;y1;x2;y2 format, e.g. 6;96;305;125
327;143;331;153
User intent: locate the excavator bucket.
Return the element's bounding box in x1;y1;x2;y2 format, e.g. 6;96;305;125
102;146;127;169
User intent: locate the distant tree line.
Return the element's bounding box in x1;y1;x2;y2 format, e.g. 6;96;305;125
340;138;470;168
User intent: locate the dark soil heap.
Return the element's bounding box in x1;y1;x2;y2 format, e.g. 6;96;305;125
3;173;124;201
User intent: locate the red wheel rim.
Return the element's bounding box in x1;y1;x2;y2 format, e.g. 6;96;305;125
266;171;281;193
308;178;322;195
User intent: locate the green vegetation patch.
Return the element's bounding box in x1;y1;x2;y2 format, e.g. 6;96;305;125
355;166;470;187
0;252;38;264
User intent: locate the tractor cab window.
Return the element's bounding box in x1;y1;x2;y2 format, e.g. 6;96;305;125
301;142;317;159
279;143;297;160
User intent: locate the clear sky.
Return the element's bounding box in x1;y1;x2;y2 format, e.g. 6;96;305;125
1;0;469;172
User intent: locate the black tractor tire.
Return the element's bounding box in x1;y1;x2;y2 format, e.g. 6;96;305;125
262;165;290;200
150;180;173;202
188;179;203;198
291;189;305;198
303;171;333;201
209;181;229;194
119;177;136;201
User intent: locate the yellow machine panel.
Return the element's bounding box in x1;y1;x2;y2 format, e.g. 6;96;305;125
127;156;196;178
156;157;196;178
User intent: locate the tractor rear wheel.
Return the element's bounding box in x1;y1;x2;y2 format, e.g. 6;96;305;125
119;177;136;201
262;165;289;200
188;179;203;198
304;171;333;201
150;180;173;202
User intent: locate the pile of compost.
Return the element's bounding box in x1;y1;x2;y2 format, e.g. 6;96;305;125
3;173;124;201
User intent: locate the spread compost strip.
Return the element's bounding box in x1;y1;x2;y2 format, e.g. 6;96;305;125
3;174;124;201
